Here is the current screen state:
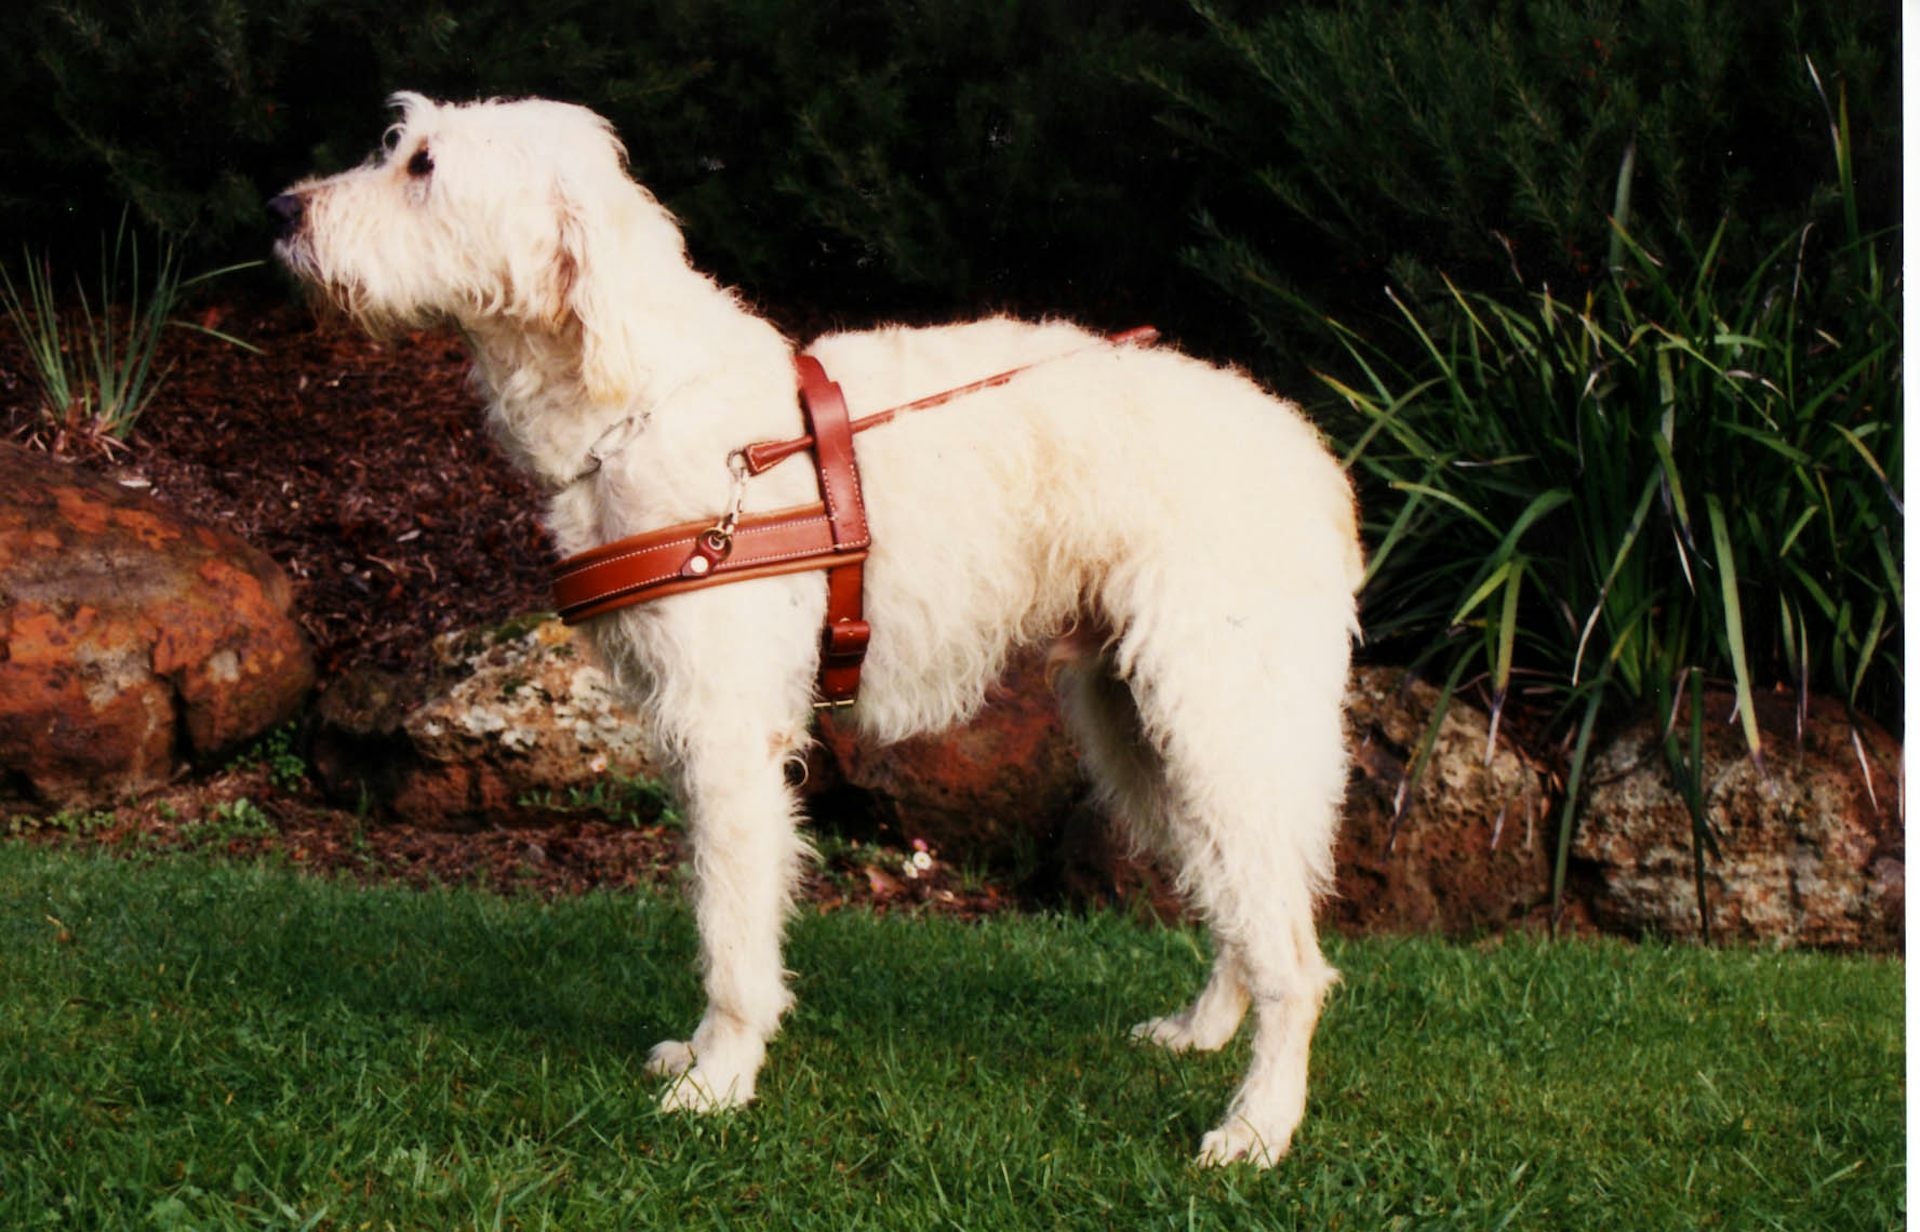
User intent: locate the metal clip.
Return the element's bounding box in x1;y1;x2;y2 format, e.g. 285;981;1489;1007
680;452;754;579
681;526;732;577
705;449;750;549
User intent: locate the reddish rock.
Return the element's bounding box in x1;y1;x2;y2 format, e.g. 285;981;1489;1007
0;444;314;807
812;647;1084;866
810;658;1557;934
1329;666;1553;935
1574;690;1902;951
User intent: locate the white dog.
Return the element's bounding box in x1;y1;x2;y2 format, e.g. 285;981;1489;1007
271;93;1363;1167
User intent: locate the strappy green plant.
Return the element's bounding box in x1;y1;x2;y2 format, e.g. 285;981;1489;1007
0;210;259;452
1319;69;1899;937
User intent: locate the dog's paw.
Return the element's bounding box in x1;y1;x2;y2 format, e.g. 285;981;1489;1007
657;1064;754;1113
645;1038;697;1077
1195;1118;1289;1169
1130;1013;1236;1054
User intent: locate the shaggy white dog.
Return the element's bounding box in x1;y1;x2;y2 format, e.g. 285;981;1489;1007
271;93;1363;1167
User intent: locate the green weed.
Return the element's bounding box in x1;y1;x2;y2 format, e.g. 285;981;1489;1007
0;210;259;451
178;797;277;849
519;771;682;830
6;807;116;838
227;723;310;792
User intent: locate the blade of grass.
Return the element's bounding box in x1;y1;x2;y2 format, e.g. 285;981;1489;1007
1449;559;1514;629
1606;139;1636;277
1485;557;1525;762
1573;469;1661;685
1391;480;1503;539
1550;674;1609;937
1704;495;1764;769
1846;596;1887;712
1684;667;1712;942
1829;422;1904;516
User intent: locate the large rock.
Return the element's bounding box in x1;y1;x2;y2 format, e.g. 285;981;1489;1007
811;647;1083;864
1330;666;1553;934
312;614;661;826
0;444;314;807
305;606;1906;949
1573;690;1902;950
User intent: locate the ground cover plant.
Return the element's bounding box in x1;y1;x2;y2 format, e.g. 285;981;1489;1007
1;844;1902;1229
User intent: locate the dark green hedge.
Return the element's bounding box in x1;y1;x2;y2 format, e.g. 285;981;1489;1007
1168;0;1899;369
0;0;1222;339
0;0;1895;362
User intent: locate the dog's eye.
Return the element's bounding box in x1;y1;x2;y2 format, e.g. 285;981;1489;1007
407;147;434;178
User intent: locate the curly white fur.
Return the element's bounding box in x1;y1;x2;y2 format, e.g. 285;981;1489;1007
273;92;1364;1167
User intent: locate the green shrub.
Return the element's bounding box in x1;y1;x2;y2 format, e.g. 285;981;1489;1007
1168;0;1897;379
8;2;1895;369
1315;82;1899;927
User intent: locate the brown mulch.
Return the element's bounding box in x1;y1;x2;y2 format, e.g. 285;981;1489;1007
22;296;558;680
0;293;1015;916
7;764;1013;915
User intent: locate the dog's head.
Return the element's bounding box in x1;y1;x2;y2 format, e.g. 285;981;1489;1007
270;93;684;400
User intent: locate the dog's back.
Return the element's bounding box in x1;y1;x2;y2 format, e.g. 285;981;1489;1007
809;317;1362;745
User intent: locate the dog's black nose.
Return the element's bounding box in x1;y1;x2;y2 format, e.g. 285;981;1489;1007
266;193;304;241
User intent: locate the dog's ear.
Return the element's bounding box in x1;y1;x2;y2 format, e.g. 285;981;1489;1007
552;149;689;406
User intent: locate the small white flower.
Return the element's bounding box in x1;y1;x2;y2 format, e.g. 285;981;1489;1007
588;753;610;774
910;850;933;872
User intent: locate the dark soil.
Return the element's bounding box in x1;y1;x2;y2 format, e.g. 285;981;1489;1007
0;293;1014;916
28;297;557;679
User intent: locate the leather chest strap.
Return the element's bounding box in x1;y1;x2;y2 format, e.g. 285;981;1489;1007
552;503;860;626
794;355;871;707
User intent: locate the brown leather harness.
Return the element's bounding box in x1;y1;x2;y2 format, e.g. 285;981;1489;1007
550;327;1157;709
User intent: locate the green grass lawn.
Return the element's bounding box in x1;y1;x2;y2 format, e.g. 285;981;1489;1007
0;844;1902;1230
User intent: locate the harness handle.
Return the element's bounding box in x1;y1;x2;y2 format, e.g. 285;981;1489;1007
740;326;1157;477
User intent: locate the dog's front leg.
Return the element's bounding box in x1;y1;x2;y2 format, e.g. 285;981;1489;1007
625;590;819;1113
645;726;809;1112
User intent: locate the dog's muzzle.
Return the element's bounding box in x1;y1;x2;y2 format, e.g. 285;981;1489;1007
266;193;304;242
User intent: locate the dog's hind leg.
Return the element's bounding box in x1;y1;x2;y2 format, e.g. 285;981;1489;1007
1057;661;1252;1053
1166;735;1342;1168
1086;583;1352;1167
